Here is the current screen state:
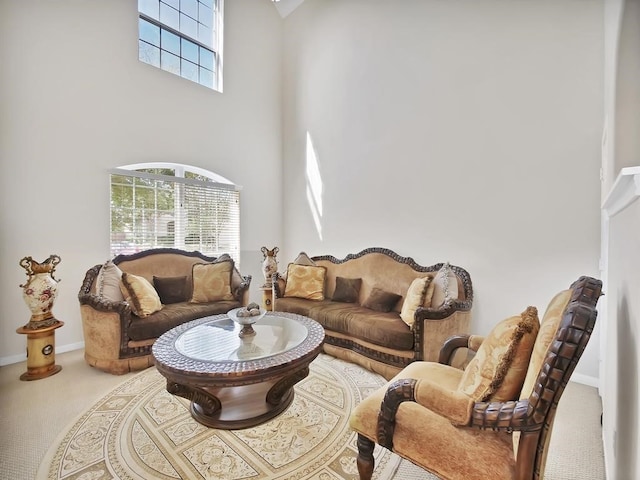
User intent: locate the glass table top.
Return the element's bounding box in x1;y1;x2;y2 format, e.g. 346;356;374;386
174;315;309;362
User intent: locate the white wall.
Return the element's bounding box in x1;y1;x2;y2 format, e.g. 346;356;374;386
602;1;640;478
0;0;283;362
282;0;604;381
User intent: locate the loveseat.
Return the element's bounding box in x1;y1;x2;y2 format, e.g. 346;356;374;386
273;247;473;379
79;248;251;374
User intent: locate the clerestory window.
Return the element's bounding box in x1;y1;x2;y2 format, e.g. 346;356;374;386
110;164;240;263
137;0;224;91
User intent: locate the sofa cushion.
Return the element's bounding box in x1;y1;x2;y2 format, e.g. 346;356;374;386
309;302;414;351
153;276;188;304
284;264;327;300
458;306;539;402
97;260;124;302
362;287;402;313
127;300;240;341
400;276;432;327
120;272;163;318
430;262;459;308
190;260;235;303
332;277;362;303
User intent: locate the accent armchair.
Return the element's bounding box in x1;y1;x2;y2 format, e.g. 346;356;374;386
349;276;602;480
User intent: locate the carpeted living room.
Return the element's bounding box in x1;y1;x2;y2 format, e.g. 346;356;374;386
1;1;638;479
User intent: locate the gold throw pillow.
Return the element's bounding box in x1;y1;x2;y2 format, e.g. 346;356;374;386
458;306;539;402
190;260;235;303
283;263;326;300
400;276;433;327
120;272;163;318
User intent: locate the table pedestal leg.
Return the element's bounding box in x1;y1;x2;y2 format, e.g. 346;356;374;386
16;321;64;381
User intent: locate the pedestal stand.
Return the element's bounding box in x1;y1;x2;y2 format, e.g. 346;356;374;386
16;320;64;381
260;286;273;311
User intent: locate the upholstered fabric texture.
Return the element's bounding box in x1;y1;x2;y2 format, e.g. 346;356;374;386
331;276;362;303
190;260;235;303
458;306;539;402
153;276;188;304
349;361;516;480
283;264;327;300
362;287;402;313
97;260;124;302
400;276;432;327
120;272;163;318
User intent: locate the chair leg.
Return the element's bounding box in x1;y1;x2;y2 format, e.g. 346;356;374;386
356;434;375;480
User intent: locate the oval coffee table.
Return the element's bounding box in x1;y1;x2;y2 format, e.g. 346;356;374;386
152;311;325;429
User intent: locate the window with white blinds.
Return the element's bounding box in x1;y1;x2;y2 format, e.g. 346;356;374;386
110;166;240;263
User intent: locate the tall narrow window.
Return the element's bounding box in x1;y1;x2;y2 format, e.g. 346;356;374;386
110;164;240;263
138;0;224;91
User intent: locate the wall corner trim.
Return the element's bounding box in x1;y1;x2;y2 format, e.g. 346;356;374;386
602;166;640;217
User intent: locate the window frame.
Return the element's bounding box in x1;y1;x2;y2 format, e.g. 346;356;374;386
109;163;240;262
138;0;224;91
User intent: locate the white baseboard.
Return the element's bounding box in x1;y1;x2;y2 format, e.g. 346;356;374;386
0;342;84;367
570;372;600;389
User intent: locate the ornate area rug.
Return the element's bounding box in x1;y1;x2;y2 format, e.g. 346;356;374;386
37;354;404;480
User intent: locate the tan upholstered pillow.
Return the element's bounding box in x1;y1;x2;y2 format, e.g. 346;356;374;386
120;272;163;318
97;260;124;302
283;263;326;300
430;262;459;308
190;260;235;303
458;306;539;402
400;276;433;327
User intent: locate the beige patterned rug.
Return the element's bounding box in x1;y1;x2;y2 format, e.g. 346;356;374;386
36;354;413;480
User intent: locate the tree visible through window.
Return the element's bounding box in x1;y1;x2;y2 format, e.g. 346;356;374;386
138;0;224;91
110;164;240;263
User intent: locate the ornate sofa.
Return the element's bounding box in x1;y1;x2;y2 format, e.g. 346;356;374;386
79;248;251;374
273;248;473;379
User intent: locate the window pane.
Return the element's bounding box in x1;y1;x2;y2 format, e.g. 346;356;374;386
161;50;181;75
198;24;212;46
181;59;198;82
181;0;198;19
162;0;179;9
161;29;180;55
198;2;212;27
182;38;198;63
139;18;160;46
139;40;160;67
139;0;159;19
180;13;198;40
200;47;214;71
160;2;179;30
199;0;214;10
199;67;213;88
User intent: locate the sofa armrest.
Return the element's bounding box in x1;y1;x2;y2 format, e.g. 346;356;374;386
235;275;252;305
412;306;472;365
438;334;484;365
272;272;286;299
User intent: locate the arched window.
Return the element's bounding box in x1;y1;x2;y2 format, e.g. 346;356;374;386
110;163;240;262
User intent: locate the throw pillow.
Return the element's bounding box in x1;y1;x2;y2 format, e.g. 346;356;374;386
458;306;540;402
292;252;316;266
153;276;188;304
190;260;235;303
430;262;459;308
332;277;362;303
362;287;402;313
400;276;433;327
283;263;326;300
120;272;163;318
96;260;124;302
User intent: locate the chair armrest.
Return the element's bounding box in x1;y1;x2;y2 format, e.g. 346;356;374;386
470;399;534;432
376;378;475;450
272;272;286;299
234;275;252;305
438;334;485;365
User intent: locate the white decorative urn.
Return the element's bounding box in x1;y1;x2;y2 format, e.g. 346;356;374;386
19;254;62;329
260;246;279;287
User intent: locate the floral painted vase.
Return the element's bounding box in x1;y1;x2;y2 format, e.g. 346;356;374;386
260;246;279;287
19;254;61;329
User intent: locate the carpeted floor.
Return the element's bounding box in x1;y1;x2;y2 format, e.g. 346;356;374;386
0;349;605;480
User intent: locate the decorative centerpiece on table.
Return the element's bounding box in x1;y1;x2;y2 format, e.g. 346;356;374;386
227;302;266;337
